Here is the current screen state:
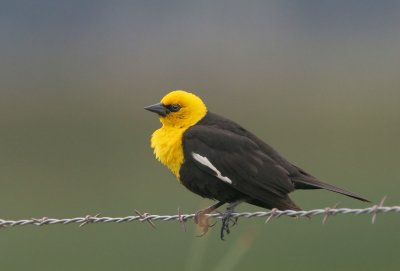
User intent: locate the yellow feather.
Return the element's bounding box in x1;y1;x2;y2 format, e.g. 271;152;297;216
150;90;207;180
151;127;185;179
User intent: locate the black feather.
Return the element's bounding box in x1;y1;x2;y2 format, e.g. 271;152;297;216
179;111;369;210
293;176;370;202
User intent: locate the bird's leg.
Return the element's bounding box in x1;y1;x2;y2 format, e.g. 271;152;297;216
194;201;225;223
220;200;244;240
194;201;225;236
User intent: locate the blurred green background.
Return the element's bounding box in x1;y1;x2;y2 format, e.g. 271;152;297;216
1;0;399;270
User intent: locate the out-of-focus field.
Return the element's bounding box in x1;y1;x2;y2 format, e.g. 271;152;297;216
1;1;399;270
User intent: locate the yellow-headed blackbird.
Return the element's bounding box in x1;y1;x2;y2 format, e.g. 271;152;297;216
145;90;369;239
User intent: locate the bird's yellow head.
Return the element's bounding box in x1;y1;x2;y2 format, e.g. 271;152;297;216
145;90;207;128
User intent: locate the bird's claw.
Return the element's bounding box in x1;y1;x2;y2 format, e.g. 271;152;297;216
220;209;238;240
194;210;216;237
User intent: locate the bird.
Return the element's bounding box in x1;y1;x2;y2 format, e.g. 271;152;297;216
145;90;370;239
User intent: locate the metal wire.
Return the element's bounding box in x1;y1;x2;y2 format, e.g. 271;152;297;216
0;204;399;229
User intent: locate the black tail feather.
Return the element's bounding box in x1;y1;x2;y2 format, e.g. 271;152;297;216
294;177;370;202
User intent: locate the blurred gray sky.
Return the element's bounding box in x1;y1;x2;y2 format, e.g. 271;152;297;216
2;0;400;100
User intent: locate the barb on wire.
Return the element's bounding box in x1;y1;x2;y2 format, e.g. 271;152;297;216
177;207;187;232
0;204;399;229
134;210;157;229
322;202;340;224
79;213;101;227
265;208;278;224
371;196;386;224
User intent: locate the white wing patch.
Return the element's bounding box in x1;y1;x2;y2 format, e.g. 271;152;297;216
192;152;233;184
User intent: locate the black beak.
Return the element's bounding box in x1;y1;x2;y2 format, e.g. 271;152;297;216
144;103;170;117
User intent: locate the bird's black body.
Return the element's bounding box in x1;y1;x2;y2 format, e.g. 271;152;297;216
146;91;370;239
180;112;369;211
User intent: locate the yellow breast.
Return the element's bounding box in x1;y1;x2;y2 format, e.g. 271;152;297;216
151;126;186;180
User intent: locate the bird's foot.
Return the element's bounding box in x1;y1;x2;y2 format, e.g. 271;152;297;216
193;201;225;237
220;209;238;240
194;209;217;237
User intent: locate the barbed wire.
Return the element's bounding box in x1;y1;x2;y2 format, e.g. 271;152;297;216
0;201;398;229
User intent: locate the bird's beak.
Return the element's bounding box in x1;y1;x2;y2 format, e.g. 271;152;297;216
144;103;170;117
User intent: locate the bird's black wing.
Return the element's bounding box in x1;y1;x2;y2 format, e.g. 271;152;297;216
183;125;297;208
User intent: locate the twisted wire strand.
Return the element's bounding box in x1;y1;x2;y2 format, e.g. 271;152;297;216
0;205;399;228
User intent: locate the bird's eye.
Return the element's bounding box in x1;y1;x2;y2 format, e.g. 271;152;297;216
169;104;181;112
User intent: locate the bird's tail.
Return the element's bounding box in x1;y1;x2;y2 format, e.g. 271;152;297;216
294;176;370;202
